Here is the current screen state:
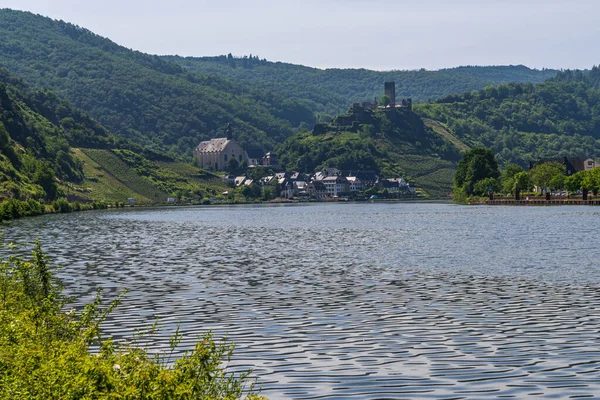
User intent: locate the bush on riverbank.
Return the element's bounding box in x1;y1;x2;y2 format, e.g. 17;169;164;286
0;242;264;399
0;198;112;222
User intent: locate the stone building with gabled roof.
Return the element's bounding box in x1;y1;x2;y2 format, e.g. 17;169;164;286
195;124;249;171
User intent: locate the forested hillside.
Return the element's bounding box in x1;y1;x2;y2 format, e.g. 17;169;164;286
165;54;558;117
276;108;461;197
0;9;314;155
415;68;600;166
0;68;230;211
0;68;113;201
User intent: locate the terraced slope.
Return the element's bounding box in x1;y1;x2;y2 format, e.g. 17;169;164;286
72;148;156;204
80;149;168;203
74;149;232;203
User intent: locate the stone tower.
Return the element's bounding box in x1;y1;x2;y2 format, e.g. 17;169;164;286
384;82;396;107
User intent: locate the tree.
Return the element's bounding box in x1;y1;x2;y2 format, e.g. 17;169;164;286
501;163;523;194
240;183;261;199
248;165;266;181
513;171;532;194
379;95;390;107
565;170;585;193
473;177;501;196
582;168;600;195
530;162;565;192
33;162;58;201
454;147;500;200
226;157;239;172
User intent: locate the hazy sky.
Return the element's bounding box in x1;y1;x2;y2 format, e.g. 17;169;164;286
3;0;599;70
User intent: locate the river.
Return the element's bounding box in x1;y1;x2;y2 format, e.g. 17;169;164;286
3;203;600;399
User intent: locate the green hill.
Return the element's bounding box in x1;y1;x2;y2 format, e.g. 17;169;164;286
276;108;461;197
0;68;230;210
0;9;314;155
164;54;558;117
415;68;600;167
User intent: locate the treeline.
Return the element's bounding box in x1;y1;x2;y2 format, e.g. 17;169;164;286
0;198;111;222
454;147;600;203
166;54;557;116
416;73;600;166
552;65;600;89
0;9;314;155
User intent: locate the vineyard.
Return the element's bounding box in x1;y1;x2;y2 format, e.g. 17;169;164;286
79;149;168;203
394;155;456;197
73;148;232;204
113;150;231;200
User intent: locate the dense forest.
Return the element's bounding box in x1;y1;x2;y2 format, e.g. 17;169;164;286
0;68;116;201
415;68;600;167
165;54;558;117
0;9;314;156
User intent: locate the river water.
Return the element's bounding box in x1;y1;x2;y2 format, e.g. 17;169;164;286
3;203;600;399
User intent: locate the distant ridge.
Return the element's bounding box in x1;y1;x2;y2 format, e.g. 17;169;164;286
164;54;559;116
0;8;314;155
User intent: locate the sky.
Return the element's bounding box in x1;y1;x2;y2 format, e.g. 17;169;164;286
2;0;599;71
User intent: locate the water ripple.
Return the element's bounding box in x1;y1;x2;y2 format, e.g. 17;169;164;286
2;203;600;398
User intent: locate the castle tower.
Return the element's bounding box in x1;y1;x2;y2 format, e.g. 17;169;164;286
384;82;396;107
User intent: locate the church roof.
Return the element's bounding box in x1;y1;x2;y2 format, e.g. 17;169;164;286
196;138;230;153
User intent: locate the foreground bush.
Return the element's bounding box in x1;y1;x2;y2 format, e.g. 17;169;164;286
0;242;264;399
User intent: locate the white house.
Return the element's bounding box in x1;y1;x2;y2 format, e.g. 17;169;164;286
346;176;363;192
322;176;349;197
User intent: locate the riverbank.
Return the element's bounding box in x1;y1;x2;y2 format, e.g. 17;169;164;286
476;194;600;206
0;197;114;223
486;198;600;206
0;194;453;224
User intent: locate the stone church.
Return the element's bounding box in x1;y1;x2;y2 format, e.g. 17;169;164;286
194;124;249;171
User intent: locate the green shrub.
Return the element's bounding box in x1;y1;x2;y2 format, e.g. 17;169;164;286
0;242;265;399
52;198;72;213
0;198;45;221
71;201;81;212
91;201;108;210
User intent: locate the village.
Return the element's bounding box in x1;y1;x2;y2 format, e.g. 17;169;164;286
194;119;417;201
224;166;416;200
191;81;420;201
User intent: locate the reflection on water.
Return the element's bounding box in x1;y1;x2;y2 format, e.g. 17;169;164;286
3;203;600;398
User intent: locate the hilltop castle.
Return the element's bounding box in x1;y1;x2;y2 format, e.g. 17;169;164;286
332;82;412;127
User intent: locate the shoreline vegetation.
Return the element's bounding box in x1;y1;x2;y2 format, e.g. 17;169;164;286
0;241;265;399
0;195;453;224
454;147;600;206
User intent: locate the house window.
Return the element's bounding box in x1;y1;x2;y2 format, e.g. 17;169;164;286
239;154;243;162
224;155;228;162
